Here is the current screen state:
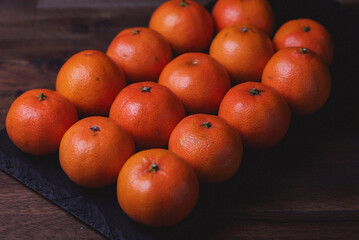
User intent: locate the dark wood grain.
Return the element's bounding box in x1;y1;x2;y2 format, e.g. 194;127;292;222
0;171;106;239
1;0;359;239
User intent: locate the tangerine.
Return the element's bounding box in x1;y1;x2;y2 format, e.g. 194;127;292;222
212;0;275;36
262;47;331;116
56;50;126;117
149;0;214;55
273;18;334;65
218;82;291;149
59;116;135;188
109;81;185;150
6;89;78;155
106;27;173;83
209;24;274;84
117;148;199;227
158;52;231;114
168;114;243;183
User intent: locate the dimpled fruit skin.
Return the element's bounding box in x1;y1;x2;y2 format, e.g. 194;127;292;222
212;0;275;36
273;18;334;65
158;52;231;114
149;0;214;55
6;89;78;155
109;81;185;150
106;27;173;83
168;114;243;183
209;24;274;84
56;50;126;117
218;82;291;149
262;47;331;116
117;149;199;227
59;116;135;188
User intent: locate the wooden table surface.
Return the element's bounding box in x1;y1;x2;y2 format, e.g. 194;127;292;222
1;0;359;239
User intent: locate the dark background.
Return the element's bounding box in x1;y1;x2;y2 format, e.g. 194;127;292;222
1;0;359;239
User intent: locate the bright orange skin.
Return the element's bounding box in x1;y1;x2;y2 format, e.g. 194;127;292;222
6;89;78;155
212;0;275;36
56;50;126;117
158;52;231;114
273;18;334;65
218;82;290;149
109;81;185;150
149;0;214;55
209;24;274;84
262;47;331;116
106;27;173;83
117;149;199;227
168;114;243;183
59;116;135;188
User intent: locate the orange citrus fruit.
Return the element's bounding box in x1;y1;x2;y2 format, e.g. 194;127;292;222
59;116;135;188
109;81;185;150
212;0;275;36
149;0;214;55
273;18;334;65
168;114;243;183
219;82;291;149
106;27;173;83
210;24;274;84
158;52;231;114
56;50;126;117
6;89;78;155
117;148;199;227
262;47;331;116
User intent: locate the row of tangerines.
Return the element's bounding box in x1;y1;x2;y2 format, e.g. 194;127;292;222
5;0;333;227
